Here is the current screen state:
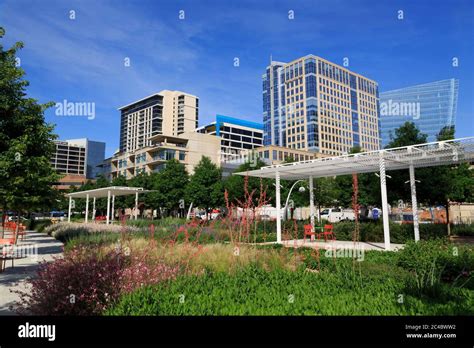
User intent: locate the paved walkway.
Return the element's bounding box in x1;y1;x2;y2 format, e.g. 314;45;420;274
0;230;63;315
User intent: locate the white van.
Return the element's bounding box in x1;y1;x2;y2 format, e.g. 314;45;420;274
320;208;356;223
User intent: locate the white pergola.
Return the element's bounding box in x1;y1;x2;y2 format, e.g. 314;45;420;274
236;137;474;250
65;186;153;224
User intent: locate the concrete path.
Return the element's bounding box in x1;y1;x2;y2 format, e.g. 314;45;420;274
0;230;63;315
259;239;405;251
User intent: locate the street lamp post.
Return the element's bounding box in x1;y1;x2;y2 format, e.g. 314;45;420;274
283;180;306;221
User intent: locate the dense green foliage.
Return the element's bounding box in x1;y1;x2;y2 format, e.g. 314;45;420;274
185;156;223;209
397;239;474;295
107;261;473;316
0;27;60;237
27;219;52;232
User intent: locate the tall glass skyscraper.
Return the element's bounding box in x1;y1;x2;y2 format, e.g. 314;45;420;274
263;55;380;156
379;79;459;147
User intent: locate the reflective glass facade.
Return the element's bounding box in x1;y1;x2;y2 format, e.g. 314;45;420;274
379;79;459;147
263;55;380;155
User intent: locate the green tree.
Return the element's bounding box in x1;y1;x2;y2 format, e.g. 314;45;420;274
0;27;59;237
224;159;274;207
125;172;152;215
386;121;428;149
313;176;338;216
418;126;473;233
95;174;109;188
385;123;473;234
384;122;429;204
149;160;189;217
185;156;223;211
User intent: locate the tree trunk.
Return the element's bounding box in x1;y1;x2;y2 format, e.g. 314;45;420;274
446;199;451;237
318;203;321;223
14;210;20;244
1;207;4;239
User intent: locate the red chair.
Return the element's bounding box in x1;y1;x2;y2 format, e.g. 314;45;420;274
0;237;16;272
303;224;317;242
319;224;335;242
16;223;27;241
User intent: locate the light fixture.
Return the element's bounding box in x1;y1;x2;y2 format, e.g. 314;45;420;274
404;179;421;184
375;173;392;179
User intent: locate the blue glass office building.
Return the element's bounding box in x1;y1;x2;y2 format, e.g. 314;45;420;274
263;55;380;156
379;79;459;147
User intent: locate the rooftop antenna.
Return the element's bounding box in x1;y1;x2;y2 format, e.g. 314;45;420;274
270;54;273;65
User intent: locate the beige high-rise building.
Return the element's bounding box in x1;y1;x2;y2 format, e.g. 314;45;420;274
263;55;380;156
104;131;220;179
119;90;199;153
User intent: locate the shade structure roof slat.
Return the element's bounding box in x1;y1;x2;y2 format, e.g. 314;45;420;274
65;186;154;199
235;137;474;180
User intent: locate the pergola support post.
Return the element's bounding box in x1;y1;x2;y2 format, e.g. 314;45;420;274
135;192;139;220
379;155;391;250
106;190;111;225
309;175;315;231
85;194;89;223
92;197;96;221
68;196;72;223
111;195;115;222
275;171;282;244
409;164;420;242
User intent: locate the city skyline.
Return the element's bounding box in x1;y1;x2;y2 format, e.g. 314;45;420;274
1;0;473;157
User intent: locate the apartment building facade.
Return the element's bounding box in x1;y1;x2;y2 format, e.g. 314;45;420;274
119;90;199;153
105;131;220;180
379;79;459;147
263;55;380;156
196;114;263;162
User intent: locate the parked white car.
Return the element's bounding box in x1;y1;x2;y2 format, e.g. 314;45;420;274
197;211;220;220
320;208;356;223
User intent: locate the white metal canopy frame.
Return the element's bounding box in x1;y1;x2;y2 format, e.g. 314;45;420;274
65;186;153;224
235;137;474;250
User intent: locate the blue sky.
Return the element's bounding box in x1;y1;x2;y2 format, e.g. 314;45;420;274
1;0;473;157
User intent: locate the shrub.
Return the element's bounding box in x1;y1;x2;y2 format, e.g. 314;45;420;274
107;266;473;316
121;261;179;294
332;221;448;243
64;232;121;252
397;239;474;296
13;246;126;315
27;219;52;232
45;222;140;243
13;242;181;315
126;217;186;230
452;224;474;236
120;240;300;275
